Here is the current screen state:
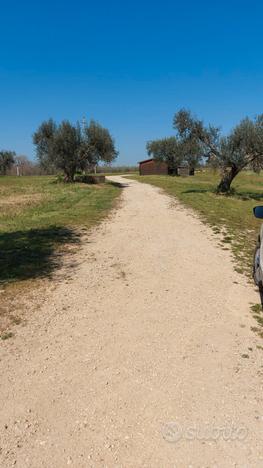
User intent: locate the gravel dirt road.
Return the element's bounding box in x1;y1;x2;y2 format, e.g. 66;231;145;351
0;176;263;467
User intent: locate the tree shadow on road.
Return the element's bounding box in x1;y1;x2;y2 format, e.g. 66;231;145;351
0;227;81;286
108;180;130;188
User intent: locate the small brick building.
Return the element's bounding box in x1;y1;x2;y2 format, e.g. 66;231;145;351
177;166;195;176
139;158;195;176
139;158;168;176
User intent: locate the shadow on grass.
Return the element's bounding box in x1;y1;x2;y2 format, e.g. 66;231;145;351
182;188;211;194
183;187;263;201
233;191;263;201
0;227;81;285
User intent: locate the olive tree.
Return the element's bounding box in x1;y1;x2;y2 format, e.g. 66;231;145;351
80;120;118;172
216;116;263;192
33;118;118;181
53;121;82;182
146;120;203;174
173;109;263;192
33;119;81;182
33;119;58;174
146;137;180;174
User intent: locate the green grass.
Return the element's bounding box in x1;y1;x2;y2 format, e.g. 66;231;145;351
250;304;263;338
0;176;121;287
1;331;14;340
0;176;120;231
128;170;263;277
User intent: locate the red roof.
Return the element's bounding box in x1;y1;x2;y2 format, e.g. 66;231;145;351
138;158;154;164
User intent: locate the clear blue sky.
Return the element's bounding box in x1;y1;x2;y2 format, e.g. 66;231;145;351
0;0;263;165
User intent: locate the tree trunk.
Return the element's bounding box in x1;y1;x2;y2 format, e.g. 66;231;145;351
64;171;75;183
217;166;239;193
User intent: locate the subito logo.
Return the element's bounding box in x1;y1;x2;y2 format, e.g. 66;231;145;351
162;422;182;443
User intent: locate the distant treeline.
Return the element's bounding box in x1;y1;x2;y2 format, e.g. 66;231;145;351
2;155;138;176
96;165;138;174
5;155;51;176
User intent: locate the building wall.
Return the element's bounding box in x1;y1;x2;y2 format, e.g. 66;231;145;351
177;166;190;176
139;160;168;176
177;167;195;176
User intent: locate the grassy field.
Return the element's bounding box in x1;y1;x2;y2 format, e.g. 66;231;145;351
0;176;121;333
128;170;263;278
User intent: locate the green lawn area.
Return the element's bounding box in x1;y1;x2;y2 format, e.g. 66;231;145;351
128;170;263;277
0;176;121;287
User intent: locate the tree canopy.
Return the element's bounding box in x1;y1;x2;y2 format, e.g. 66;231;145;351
173;109;263;192
33;119;58;173
33;118;118;182
146;114;203;174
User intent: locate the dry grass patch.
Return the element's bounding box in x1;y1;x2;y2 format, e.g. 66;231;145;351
0;176;121;332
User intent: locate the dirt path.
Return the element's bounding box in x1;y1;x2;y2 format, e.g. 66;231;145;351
0;176;263;467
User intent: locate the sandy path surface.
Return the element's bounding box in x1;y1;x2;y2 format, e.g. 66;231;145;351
0;176;263;467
